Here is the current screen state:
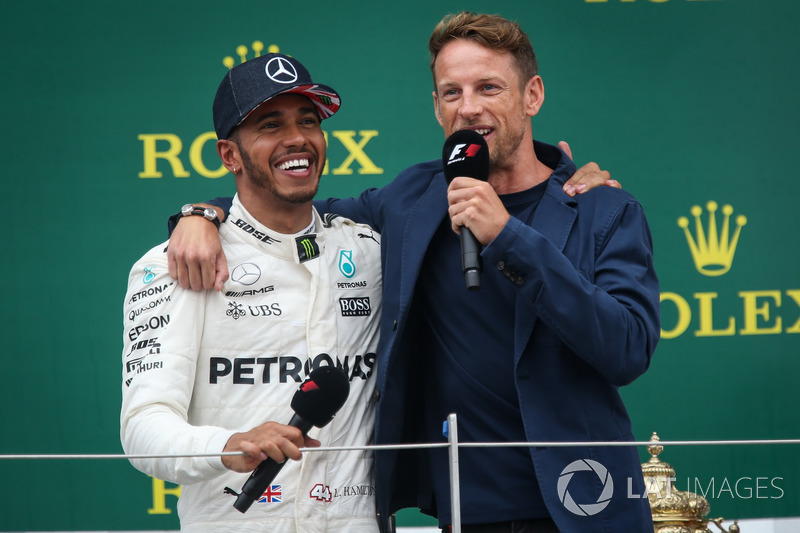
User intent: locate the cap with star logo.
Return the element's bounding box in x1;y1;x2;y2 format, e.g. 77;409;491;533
213;53;341;140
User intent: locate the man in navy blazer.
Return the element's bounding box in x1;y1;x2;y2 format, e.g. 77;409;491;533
317;139;658;531
323;12;659;532
167;11;659;533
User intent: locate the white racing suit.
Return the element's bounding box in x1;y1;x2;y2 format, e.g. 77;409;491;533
120;196;382;532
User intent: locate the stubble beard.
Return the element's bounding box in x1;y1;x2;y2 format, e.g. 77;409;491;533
488;123;527;174
240;147;319;205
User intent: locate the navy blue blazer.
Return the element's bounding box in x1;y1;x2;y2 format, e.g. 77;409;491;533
318;141;660;532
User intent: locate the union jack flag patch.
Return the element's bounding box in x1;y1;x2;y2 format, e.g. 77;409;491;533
257;484;283;503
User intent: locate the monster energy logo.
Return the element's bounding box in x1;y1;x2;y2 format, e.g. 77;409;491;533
296;235;320;262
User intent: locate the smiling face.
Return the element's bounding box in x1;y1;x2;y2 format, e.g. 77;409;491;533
432;39;544;174
218;93;327;231
237;93;326;204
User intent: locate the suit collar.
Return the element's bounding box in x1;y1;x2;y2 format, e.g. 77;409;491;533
515;145;579;360
530;142;579;251
398;170;449;310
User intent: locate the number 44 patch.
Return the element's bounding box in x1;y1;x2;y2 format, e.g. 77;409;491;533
310;484;332;502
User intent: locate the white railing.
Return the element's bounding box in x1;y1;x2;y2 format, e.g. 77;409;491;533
3;413;800;533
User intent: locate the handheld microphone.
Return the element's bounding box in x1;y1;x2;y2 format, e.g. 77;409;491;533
231;366;350;513
442;129;490;291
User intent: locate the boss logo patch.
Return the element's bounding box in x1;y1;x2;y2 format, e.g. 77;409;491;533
339;297;371;317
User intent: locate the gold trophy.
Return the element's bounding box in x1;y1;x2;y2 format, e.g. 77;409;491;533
643;433;740;533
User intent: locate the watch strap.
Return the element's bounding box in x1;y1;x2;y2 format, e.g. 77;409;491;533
180;205;221;229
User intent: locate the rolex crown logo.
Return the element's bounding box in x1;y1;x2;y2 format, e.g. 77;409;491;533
677;201;747;277
222;41;280;69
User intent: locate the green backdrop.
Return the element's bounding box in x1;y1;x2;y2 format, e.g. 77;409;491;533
1;0;798;530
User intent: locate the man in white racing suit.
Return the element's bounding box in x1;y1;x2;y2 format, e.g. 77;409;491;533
120;53;382;532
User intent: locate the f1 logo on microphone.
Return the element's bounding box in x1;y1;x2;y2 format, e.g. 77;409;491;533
300;379;320;392
447;143;483;165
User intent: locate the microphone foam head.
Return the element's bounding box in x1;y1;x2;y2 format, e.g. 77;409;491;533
442;129;489;182
290;366;350;427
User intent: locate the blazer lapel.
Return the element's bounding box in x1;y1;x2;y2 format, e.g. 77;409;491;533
398;171;449;316
530;182;578;252
515;183;578;362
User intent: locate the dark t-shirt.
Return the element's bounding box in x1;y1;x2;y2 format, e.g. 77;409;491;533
416;181;550;525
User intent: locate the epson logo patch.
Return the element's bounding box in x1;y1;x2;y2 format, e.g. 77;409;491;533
339;297;371;317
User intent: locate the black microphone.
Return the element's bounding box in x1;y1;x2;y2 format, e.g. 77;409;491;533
231;366;350;513
442;129;490;291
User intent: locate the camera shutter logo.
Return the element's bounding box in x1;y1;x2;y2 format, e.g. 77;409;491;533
231;263;262;286
557;459;614;516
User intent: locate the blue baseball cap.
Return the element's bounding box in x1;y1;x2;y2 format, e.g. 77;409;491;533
213;53;341;140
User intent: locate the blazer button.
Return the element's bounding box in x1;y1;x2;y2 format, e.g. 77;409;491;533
372;389;381;402
392;320;398;331
496;261;506;270
515;277;525;286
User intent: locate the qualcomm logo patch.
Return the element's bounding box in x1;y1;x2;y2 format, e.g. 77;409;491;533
231;262;262;286
557;459;613;516
338;250;356;278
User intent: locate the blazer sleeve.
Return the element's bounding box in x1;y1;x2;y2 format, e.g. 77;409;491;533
482;197;660;386
315;188;386;233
